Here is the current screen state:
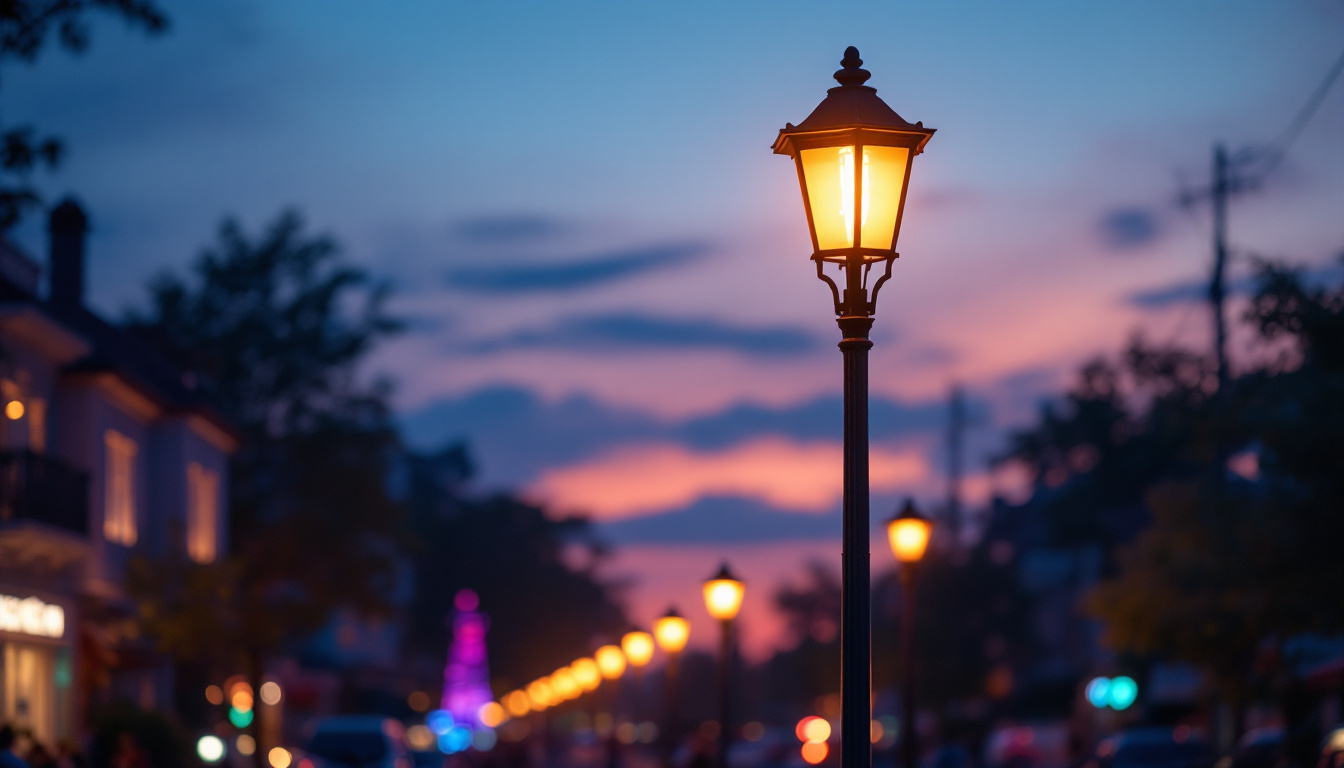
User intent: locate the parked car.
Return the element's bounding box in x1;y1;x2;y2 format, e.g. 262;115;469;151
304;717;411;768
1089;728;1211;768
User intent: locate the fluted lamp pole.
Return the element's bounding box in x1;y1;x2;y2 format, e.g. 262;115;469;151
773;47;936;768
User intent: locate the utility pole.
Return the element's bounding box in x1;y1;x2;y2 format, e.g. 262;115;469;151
945;384;964;554
1210;144;1230;391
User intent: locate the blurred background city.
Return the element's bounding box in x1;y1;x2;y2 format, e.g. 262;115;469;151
0;4;1339;768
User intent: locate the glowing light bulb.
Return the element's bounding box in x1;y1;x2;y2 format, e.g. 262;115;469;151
595;645;626;679
621;631;655;668
838;147;870;245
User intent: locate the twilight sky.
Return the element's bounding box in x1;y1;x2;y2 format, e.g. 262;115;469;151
10;2;1343;659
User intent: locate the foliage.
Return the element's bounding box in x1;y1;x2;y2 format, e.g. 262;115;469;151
0;0;166;228
89;702;191;768
1003;256;1344;704
127;210;405;673
399;446;630;692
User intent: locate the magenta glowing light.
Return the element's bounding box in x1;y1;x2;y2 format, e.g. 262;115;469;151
441;589;493;728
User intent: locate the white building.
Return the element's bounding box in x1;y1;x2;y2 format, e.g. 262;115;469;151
0;200;236;744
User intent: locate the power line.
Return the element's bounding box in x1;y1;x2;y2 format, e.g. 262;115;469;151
1245;44;1344;181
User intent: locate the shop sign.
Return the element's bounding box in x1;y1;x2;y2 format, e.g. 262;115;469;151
0;594;65;638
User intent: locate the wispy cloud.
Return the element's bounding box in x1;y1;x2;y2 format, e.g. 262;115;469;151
446;242;706;293
452;214;569;243
597;496;842;544
529;437;928;520
1098;206;1162;250
464;313;819;356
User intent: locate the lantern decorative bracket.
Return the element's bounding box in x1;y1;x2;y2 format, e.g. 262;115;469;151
866;253;897;315
811;254;843;315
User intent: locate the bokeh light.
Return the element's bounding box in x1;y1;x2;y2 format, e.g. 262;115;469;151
526;680;553;710
595;645;626;679
235;735;256;756
1108;676;1138;710
503;690;530;718
471;729;497;752
205;685;224;706
1085;677;1110;708
406;725;434;751
478;701;505;728
801;741;829;764
653;611;690;654
621;631;655;668
259;682;282;706
196;736;225;763
803;717;831;744
268;748;291;768
571;659;601;691
231;690;254;712
427;710;454;735
407;691;431;712
5;400;24;420
228;708;253;728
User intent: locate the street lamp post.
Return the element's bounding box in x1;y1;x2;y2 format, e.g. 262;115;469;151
703;564;745;768
622;630;655;723
653;607;691;768
773;47;935;768
886;500;933;768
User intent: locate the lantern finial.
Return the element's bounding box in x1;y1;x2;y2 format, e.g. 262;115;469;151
834;46;870;87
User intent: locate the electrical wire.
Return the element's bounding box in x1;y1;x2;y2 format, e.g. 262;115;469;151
1247;44;1344;181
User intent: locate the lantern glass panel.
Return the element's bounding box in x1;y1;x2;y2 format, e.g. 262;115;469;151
859;145;909;250
799;145;855;250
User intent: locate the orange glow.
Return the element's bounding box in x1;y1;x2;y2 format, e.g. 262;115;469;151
801;741;829;764
5;400;23;420
231;690;254;712
268;748;292;768
798;717;831;744
205;685;224;705
887;516;932;562
259;681;281;706
550;668;579;700
703;576;744;621
478;702;506;728
653;612;690;653
595;645;626;679
571;658;601;691
621;631;655;668
530;438;928;520
526;680;553;710
503;690;531;718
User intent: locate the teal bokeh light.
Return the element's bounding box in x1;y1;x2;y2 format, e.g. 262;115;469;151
1108;676;1138;710
1085;677;1110;708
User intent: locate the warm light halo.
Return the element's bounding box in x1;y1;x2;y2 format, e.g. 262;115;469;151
621;631;655;668
570;658;601;691
886;499;932;563
526;679;553;710
595;645;627;679
702;563;745;621
550;668;579;700
653;608;690;653
503;690;531;718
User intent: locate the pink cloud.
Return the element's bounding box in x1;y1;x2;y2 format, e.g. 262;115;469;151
528;437;929;520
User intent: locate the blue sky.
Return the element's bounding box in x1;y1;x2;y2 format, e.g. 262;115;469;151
10;1;1342;655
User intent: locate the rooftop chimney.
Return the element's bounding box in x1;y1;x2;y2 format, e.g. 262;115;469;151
49;198;88;311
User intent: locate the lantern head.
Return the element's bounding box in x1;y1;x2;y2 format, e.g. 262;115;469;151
702;562;745;621
886;498;933;563
774;47;935;317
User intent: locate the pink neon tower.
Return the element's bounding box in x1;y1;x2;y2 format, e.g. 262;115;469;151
441;589;493;728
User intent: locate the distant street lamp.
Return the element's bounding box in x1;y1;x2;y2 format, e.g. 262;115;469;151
622;631;655;668
886;499;932;768
773;46;935;768
653;607;691;768
703;563;745;768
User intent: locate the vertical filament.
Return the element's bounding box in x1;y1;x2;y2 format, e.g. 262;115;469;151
838;147;870;245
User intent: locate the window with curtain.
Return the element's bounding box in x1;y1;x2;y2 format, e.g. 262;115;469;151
103;430;138;546
186;461;219;563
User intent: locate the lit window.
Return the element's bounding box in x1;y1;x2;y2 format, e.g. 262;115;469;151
186;462;219;563
103;430;138;546
28;398;46;454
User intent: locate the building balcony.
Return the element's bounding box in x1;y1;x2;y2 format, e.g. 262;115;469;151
0;450;90;575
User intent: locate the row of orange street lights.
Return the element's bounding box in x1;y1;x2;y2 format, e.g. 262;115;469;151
474;497;930;768
472;565;742;764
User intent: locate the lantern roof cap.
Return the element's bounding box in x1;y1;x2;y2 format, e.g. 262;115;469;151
705;561;742;583
774;46;935;155
888;498;931;525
